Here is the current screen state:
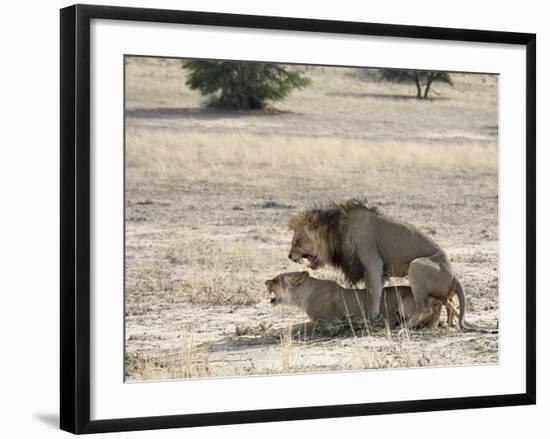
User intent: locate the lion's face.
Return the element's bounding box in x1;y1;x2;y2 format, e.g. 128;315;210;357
288;225;328;270
265;272;309;305
288;210;331;270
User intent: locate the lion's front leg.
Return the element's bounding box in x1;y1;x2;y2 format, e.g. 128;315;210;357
366;274;384;319
363;256;385;319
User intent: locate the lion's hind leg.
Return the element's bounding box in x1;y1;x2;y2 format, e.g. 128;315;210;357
408;253;454;329
445;296;456;327
425;297;443;329
446;299;461;328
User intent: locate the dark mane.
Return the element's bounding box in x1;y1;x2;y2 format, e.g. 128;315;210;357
312;197;379;225
314;198;380;285
332;242;366;285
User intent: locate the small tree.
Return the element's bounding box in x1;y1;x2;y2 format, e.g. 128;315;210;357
182;61;311;110
379;69;453;99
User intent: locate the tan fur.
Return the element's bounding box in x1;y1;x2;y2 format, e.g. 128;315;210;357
265;271;444;329
441;296;497;333
287;199;466;329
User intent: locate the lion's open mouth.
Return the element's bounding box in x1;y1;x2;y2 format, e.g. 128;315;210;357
303;254;319;270
265;285;278;305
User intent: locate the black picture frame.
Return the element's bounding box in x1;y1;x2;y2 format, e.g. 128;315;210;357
60;4;536;434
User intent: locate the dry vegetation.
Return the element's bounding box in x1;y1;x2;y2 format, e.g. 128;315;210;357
125;57;498;381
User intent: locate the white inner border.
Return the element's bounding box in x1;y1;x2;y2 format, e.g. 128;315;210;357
90;19;526;420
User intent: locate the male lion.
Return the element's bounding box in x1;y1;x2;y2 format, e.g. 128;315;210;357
287;199;465;329
265;271;446;328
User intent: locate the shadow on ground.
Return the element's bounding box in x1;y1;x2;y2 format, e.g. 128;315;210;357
125;107;287;120
326;92;450;101
34;413;58;430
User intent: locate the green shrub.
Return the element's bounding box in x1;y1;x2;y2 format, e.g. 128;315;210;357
183;61;311;110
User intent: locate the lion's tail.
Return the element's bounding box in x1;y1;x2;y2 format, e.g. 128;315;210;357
447;301;498;334
453;277;466;330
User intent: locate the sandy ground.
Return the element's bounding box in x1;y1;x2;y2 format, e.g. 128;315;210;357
124;58;499;381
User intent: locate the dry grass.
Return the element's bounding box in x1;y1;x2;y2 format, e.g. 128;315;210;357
126;128;497;183
124;57;499;381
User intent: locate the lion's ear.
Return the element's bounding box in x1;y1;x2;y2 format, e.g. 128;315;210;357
289;272;308;287
288;210;320;231
304;211;320;230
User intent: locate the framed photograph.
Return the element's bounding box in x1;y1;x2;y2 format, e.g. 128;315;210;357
60;4;536;434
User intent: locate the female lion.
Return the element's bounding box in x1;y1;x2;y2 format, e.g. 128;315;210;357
265;271;450;330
